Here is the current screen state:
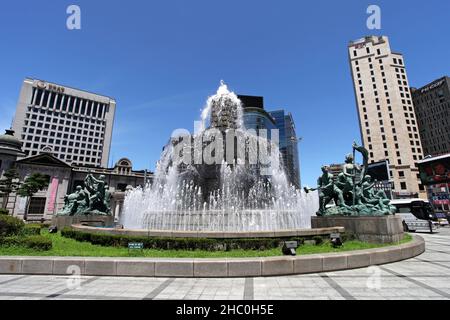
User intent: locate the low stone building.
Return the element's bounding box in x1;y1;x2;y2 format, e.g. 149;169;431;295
13;153;72;221
0;129;152;222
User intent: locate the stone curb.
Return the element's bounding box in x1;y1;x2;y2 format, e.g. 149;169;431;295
0;235;425;278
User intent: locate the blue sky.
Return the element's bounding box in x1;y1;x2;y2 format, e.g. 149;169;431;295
0;0;449;187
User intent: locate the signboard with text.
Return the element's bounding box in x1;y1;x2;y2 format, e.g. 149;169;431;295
419;155;450;185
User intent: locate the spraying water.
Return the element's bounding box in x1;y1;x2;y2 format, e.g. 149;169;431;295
121;82;319;231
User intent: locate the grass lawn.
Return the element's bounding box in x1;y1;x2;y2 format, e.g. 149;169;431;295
0;231;413;258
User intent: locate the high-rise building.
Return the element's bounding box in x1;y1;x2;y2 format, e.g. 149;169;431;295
239;95;277;134
12;78;116;167
269;110;301;189
348;36;426;199
411;76;450;157
238;95;301;188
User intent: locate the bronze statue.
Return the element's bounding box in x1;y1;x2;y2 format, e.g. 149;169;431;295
58;186;89;216
57;173;111;216
317;166;348;215
315;142;396;217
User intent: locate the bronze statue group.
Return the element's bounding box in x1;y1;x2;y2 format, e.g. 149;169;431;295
58;173;111;216
312;142;395;216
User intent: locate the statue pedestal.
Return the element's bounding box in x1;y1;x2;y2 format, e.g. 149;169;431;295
311;215;404;244
52;215;115;229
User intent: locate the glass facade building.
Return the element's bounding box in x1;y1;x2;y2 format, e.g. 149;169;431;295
269;110;301;189
242;109;277;134
238;95;301;188
239;95;277;139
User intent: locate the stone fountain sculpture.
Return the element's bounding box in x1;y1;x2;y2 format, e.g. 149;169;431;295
310;142;396;217
121;81;319;232
57;173;111;216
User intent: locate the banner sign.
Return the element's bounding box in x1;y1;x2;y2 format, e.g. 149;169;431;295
47;177;59;212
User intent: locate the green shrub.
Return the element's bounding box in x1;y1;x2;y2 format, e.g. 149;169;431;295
0;215;25;237
312;236;324;245
61;228;313;251
23;235;52;250
0;208;9;215
23;224;42;236
0;235;20;247
0;235;52;251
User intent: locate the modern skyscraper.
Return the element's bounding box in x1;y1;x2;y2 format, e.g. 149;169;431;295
269;110;301;189
12;78;116;168
348;36;426;199
239;95;277;134
411;76;450;157
238;95;301;188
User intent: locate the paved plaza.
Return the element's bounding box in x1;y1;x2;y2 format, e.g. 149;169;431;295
0;229;449;300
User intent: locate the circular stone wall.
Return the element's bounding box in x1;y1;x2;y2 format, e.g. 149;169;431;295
0;235;425;277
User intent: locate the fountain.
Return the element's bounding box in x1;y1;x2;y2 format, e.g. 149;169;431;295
121;81;319;232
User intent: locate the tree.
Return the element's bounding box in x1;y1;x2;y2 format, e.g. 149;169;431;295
0;167;20;210
17;173;49;221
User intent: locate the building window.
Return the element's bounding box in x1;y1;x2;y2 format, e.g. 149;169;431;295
400;182;407;190
28;197;46;215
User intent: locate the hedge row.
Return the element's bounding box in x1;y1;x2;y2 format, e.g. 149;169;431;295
0;208;9;215
60;227;339;251
0;235;52;251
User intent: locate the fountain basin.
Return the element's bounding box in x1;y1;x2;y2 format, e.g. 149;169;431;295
124;208;316;233
71;224;344;239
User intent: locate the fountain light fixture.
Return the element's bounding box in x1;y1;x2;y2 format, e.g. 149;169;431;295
330;233;343;248
282;241;298;256
48;226;58;234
